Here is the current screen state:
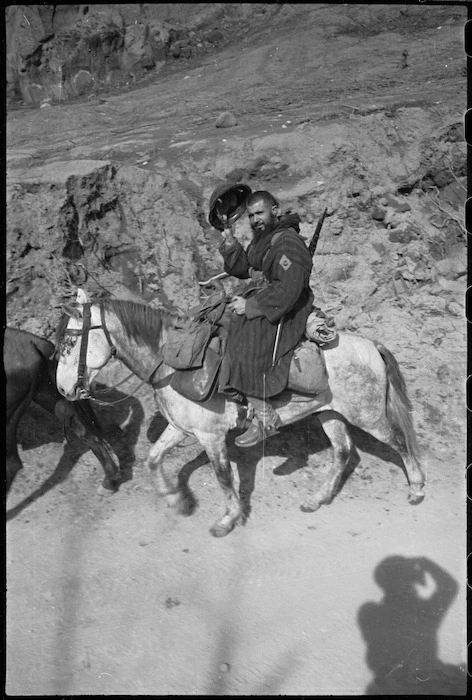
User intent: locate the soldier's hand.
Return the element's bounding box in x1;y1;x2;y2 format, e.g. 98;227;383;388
221;224;236;246
228;296;247;315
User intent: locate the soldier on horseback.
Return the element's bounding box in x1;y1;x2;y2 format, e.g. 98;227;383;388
215;189;314;447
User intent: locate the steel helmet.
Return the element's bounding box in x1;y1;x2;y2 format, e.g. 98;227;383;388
208;182;252;231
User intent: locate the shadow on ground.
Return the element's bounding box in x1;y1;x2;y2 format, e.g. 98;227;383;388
358;555;467;695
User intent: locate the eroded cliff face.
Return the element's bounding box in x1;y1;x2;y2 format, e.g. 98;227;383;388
6;159;218;336
6;105;465;340
6;3;260;107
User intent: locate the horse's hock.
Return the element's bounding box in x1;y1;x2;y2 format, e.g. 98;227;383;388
6;160;217;337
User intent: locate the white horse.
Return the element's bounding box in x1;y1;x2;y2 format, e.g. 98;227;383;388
55;289;425;537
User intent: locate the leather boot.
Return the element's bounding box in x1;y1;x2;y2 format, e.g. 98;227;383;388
235;417;280;447
235;397;281;448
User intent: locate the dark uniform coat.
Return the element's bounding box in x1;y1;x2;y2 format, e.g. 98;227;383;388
219;214;314;398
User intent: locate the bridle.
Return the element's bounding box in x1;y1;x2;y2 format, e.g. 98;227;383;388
60;301;116;400
59;301;162;403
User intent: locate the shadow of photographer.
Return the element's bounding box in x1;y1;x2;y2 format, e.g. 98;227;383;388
358;555;467;695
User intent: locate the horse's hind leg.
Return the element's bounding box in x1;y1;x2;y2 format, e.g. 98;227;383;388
301;411;358;512
196;431;243;538
147;424;195;515
369;420;425;504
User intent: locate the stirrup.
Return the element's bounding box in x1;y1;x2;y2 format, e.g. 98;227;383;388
235;417;281;448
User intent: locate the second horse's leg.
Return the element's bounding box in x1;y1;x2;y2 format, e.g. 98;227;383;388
55;399;122;494
301;411;357;512
6;418;24;493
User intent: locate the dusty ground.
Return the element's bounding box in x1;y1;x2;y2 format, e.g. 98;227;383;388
6;4;467;695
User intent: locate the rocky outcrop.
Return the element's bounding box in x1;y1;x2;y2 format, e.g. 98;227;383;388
6;3;269;107
6;5;172;106
6;160;213;336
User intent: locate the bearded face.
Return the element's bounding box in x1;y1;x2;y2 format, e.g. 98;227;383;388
247;199;279;235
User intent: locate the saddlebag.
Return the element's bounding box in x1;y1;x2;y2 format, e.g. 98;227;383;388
162;321;212;370
287;340;329;395
170;346;222;402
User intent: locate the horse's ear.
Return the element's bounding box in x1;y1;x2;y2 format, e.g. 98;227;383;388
76;288;90;304
62;304;82;320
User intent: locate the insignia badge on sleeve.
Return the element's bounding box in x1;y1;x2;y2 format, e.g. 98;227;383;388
279;254;292;270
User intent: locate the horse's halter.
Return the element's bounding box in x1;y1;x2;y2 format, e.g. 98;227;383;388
60;301;162;404
61;302;116;399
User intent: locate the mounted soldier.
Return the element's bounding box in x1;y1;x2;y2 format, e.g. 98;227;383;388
211;187;314;447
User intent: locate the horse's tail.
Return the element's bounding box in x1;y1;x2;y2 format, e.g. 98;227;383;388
374;341;420;466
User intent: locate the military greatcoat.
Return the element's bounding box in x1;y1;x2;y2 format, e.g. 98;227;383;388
219;214;314;398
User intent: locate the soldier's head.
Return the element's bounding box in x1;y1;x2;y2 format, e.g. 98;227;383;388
246;191;280;235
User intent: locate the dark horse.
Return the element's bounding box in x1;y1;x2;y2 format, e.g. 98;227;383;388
5;327;121;494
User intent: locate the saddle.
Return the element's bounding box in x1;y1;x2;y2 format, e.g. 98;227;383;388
162;289;229;402
163;291;334;403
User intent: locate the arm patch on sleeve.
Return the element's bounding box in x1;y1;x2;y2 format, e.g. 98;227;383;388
279;254;292;271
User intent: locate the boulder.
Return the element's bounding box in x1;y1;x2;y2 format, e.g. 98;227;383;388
371;204;386;221
215;112;238;128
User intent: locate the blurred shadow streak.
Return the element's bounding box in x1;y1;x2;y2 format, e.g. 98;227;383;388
358;555;467;695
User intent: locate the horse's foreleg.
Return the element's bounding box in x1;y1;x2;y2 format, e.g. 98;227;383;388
6;397;30;493
197;432;243;538
147;424;195;515
301;411;357;512
55;400;121;494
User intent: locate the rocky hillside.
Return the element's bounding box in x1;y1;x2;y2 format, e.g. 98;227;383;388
7;4;466;396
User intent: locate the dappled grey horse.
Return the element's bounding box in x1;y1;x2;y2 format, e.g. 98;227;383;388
54;289;425;537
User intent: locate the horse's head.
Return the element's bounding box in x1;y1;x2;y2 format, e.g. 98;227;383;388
56;290;116;401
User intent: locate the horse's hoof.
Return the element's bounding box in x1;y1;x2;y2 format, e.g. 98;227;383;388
175;494;196;517
97;483;117;497
300;501;321;513
408;489;425;505
166;490;196;517
210;522;235;538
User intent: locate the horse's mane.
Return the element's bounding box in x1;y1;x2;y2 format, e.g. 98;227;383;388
102;298;180;353
55;298;184;355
